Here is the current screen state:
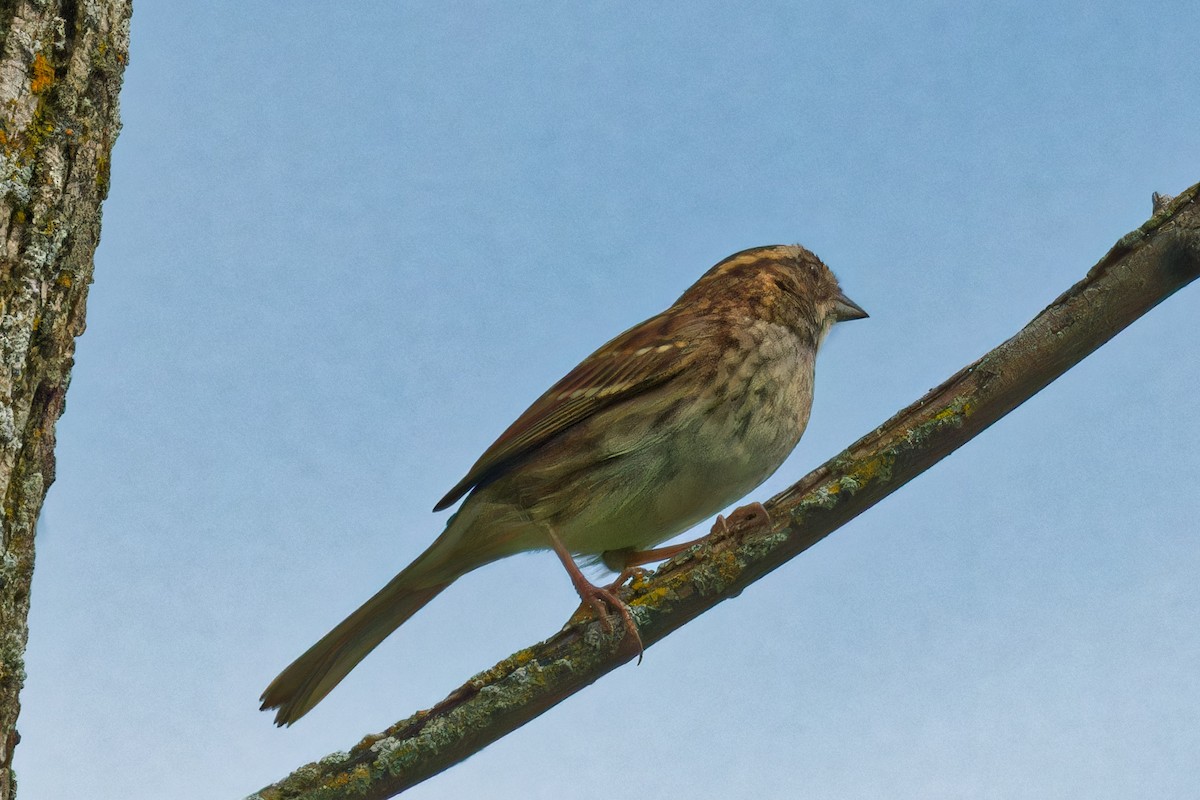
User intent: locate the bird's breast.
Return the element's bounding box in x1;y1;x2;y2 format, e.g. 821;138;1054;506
553;319;818;555
676;319;817;506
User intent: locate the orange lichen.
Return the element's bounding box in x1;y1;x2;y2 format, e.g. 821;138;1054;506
630;584;673;607
325;764;370;790
30;53;54;94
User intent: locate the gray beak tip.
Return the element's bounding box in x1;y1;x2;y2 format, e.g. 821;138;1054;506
834;293;869;322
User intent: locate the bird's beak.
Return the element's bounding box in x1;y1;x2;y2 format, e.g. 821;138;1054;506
832;292;869;322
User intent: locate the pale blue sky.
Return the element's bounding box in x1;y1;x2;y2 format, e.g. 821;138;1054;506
17;3;1200;798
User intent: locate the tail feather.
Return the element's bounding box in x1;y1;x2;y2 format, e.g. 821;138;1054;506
262;504;522;725
260;571;450;726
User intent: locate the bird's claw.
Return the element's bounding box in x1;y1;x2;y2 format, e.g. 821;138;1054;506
575;584;644;664
711;501;770;537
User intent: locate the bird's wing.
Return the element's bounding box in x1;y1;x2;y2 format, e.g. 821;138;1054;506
433;310;701;511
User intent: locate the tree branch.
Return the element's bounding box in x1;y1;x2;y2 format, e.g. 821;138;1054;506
0;3;130;796
251;183;1200;800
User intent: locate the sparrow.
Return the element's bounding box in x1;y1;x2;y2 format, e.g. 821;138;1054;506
261;244;867;725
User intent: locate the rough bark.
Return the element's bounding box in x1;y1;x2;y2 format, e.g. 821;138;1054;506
251;183;1200;800
0;2;130;796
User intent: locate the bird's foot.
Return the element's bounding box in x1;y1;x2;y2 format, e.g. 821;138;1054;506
573;581;645;663
545;526;645;662
711;501;770;537
607;565;651;590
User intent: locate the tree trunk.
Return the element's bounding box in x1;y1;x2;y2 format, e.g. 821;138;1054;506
0;2;130;796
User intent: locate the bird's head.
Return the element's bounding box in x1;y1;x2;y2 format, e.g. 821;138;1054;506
678;244;867;344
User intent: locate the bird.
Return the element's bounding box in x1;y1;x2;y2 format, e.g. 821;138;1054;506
261;243;868;725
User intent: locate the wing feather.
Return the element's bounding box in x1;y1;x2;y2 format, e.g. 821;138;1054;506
433;311;698;510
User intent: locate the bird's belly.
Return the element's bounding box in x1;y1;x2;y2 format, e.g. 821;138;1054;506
557;347;814;555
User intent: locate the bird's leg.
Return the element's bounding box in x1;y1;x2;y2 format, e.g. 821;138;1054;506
605;501;774;573
608;538;708;569
545;527;644;658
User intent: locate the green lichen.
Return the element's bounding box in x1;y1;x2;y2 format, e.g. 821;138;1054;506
690;549;741;596
95;151;110;195
799;483;839;511
735;529;789;564
904;397;972;447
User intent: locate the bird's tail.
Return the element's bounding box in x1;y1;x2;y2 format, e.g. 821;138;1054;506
260;546;457;726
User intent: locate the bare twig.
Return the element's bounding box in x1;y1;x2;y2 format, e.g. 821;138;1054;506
251;183;1200;800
